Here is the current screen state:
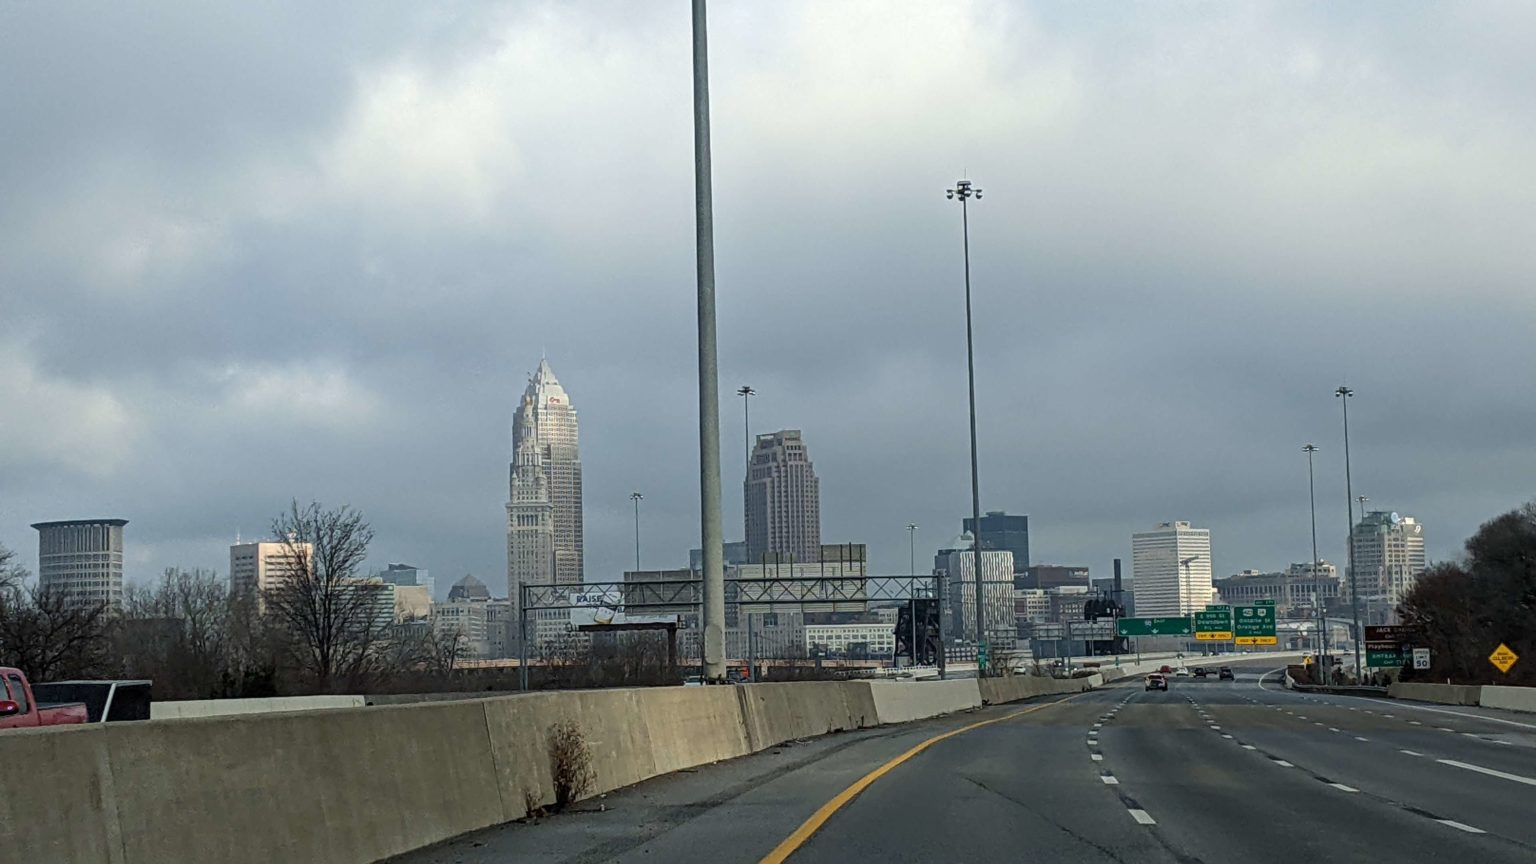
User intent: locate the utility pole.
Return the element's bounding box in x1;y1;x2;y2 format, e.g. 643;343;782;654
946;178;988;675
692;0;725;681
738;385;754;678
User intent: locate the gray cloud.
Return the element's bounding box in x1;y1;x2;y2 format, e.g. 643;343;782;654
2;2;1533;594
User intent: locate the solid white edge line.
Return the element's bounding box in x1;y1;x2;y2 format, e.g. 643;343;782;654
1128;809;1156;825
1438;820;1486;834
1436;758;1536;787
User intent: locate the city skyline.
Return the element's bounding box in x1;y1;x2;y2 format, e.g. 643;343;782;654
4;5;1533;593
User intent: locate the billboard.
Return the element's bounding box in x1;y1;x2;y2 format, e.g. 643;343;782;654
568;588;680;628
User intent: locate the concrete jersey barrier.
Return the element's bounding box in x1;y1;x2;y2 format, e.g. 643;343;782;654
1476;685;1536;714
149;695;367;719
1388;681;1483;706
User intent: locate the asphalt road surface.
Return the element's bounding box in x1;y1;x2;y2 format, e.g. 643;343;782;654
394;659;1536;863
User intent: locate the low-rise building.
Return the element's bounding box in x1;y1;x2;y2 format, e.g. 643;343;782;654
804;621;897;660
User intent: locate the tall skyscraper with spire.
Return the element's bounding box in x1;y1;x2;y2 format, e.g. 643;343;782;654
506;358;584;605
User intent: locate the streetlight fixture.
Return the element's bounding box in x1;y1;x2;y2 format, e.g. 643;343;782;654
1303;444;1324;670
691;0;725;682
630;492;644;572
946;178;988;673
1336;385;1362;679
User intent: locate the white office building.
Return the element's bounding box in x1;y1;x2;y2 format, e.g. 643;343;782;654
1131;521;1213;617
804;622;897;660
229;540;313;610
936;534;1016;651
1348;511;1426;623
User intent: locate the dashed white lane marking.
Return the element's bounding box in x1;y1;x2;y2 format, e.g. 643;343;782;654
1222;734;1234;739
1401;750;1424;757
1328;783;1359;792
1437;820;1486;834
1273;759;1295;767
1091;754;1104;761
1128;809;1157;825
1438;727;1456;732
1101;775;1120;785
1410;721;1423;726
1495;740;1513;746
1328;727;1341;732
1242;745;1257;750
1094;723;1103;728
1211;725;1222;730
1436;758;1536;787
1313;722;1324;727
1382;714;1394;718
1355;737;1369;742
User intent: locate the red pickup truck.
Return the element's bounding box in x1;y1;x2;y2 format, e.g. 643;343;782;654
0;667;89;730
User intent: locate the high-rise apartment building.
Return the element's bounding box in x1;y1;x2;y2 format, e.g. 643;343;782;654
229;540;313;602
964;511;1029;574
745;430;821;563
32;519;127;610
379;562;434;599
1348;511;1425;622
1131;521;1213;616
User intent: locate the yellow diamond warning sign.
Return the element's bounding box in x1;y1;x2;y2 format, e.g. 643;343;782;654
1489;643;1519;674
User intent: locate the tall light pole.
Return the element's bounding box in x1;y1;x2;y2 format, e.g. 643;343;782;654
946;178;988;673
692;0;726;681
1303;444;1324;668
907;523;918;667
737;386;755;679
631;492;644;572
1337;385;1361;679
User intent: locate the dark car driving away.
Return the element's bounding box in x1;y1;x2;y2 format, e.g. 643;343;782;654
1218;667;1235;680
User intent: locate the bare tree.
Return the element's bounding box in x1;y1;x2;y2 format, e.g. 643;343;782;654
0;585;113;680
265;500;380;690
117;568;238;699
0;541;24;594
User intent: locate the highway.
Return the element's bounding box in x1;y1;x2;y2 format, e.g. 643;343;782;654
395;659;1536;863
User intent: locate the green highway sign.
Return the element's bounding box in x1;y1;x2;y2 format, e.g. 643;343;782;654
1367;645;1406;668
1117;616;1193;637
1195;608;1233;641
1233;605;1278;646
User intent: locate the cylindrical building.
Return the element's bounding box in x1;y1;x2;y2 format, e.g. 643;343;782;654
30;518;127;610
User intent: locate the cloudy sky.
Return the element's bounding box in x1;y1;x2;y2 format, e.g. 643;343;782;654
3;2;1533;596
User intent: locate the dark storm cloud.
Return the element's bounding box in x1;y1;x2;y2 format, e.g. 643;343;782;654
2;2;1532;594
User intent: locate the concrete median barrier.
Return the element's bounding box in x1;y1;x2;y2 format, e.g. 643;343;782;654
106;700;506;864
0;725;122;864
1388;681;1482;706
867;678;981;723
735;681;877;750
149;694;366;719
1478;685;1536;713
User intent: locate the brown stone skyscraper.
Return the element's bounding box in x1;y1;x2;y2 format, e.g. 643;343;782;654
744;430;821;563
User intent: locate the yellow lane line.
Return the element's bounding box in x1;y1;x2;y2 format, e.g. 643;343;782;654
757;693;1084;863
